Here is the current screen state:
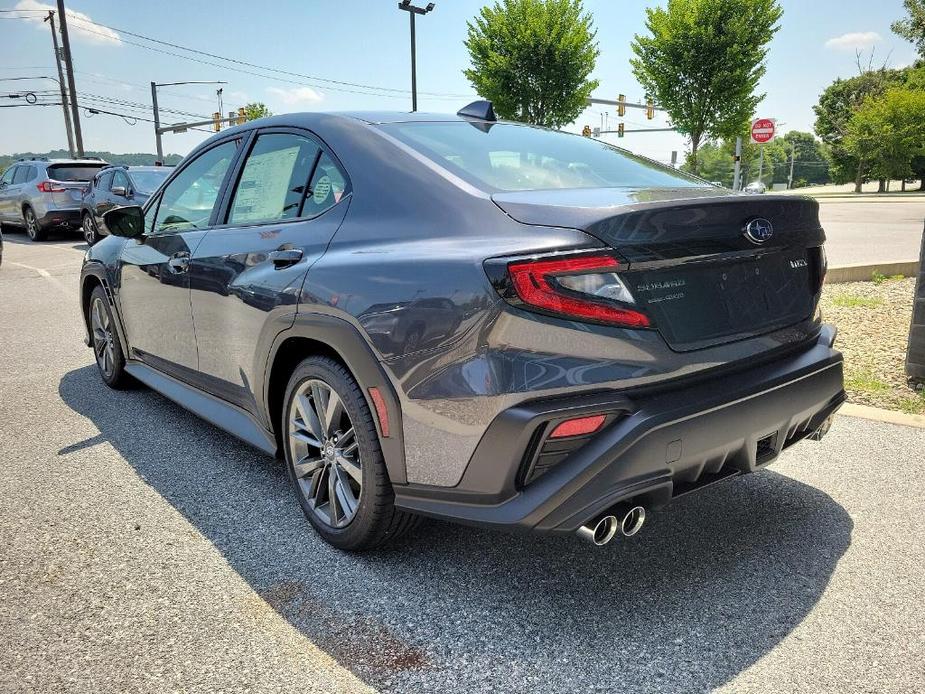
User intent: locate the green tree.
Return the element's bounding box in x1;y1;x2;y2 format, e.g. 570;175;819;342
782;131;830;186
463;0;599;128
630;0;783;174
813;69;904;191
893;0;925;57
845;87;925;184
244;102;273;121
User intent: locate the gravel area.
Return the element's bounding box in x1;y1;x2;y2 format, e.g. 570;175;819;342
821;277;923;413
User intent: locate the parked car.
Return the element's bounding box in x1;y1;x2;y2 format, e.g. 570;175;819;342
744;180;768;194
81;165;172;245
80;103;845;551
0;158;108;240
0;223;3;266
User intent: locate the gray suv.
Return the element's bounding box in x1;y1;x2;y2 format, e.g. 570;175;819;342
0;158;108;241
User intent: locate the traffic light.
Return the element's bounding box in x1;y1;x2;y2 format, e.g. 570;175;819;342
645;97;654;120
617;94;625;118
582;125;592;137
236;107;247;125
617;122;624;138
212;111;222;132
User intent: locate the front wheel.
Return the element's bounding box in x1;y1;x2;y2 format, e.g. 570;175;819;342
24;207;47;242
282;356;418;550
88;286;132;389
82;212;99;246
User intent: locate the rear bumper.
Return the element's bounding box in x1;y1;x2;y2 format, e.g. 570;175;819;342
38;208;82;228
394;326;845;533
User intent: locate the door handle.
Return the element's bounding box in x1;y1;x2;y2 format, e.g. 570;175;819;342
268;247;303;269
168;252;190;274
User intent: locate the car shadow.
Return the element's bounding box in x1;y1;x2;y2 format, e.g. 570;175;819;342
59;365;852;692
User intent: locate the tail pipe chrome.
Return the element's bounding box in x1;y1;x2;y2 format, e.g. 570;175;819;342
576;504;646;545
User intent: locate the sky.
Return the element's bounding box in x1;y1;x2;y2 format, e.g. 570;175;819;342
0;0;919;164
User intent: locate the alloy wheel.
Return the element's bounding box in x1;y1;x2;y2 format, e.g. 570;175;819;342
24;209;37;240
83;215;97;245
90;296;116;378
288;379;362;528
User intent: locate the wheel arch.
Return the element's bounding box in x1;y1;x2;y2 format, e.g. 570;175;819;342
265;313;407;485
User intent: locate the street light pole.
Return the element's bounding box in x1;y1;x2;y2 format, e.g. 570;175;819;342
398;1;435;112
150;80;226;163
43;11;74;158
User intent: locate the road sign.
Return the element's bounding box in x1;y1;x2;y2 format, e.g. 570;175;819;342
750;118;776;144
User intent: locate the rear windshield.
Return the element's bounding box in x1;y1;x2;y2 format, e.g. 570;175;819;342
47;164;106;182
381;121;707;192
129;170;170;194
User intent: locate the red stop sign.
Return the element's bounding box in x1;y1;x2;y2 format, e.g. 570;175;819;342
751;118;776;144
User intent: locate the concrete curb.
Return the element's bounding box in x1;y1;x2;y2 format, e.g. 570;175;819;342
837;402;925;429
825;261;919;284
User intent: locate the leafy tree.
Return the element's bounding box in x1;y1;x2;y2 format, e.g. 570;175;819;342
813;69;904;190
244;102;273;121
845;88;925;183
892;0;925;57
630;0;783;174
463;0;599;128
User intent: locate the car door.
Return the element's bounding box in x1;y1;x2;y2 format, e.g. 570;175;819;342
117;138;243;377
188;128;351;414
9;166;33;219
0;166;17;220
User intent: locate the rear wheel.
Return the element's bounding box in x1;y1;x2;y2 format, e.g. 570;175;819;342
282;356;418;550
89;286;132;389
23;207;47;242
82;212;99;246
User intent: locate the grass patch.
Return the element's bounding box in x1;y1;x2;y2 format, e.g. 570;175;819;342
898;389;925;415
830;294;884;309
872;271;905;285
845;369;891;394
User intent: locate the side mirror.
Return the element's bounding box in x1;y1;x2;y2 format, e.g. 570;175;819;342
103;205;145;239
111;185;128;197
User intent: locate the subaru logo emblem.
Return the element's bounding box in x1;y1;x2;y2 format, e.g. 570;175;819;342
744;218;773;244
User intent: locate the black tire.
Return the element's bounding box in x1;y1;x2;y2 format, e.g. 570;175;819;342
88;286;133;389
23;206;47;242
282;356;419;550
82;212;99;246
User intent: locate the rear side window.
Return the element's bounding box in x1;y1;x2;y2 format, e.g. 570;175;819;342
47;164;106;182
0;167;15;185
382;122;707;192
303;153;350;217
228;133;321;225
13;166;33;184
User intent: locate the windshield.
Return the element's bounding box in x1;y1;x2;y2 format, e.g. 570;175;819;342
381;122;707;192
129;170;171;194
46;164;106;182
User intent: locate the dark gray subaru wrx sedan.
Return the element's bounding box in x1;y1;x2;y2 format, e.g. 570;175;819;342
80;101;845;551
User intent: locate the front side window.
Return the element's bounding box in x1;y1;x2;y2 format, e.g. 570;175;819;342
302;152;350;217
98;171;114;191
382;122;708;192
153;140;239;233
228;133;320;225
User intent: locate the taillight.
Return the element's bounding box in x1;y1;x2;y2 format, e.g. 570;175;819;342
37;180;66;193
502;254;650;328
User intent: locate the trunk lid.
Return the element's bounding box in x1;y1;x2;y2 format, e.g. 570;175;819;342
492;188;825;351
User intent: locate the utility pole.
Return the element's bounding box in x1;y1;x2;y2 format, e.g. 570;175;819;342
56;0;83;156
788;140;796;189
43;11;74;158
732;136;743;191
216;88;223;122
151;82;163;163
398;1;435;112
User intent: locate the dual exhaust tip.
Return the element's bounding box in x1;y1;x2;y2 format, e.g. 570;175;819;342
576;505;646;546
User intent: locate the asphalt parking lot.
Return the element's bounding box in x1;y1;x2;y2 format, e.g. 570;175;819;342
1;233;924;693
817;198;925;266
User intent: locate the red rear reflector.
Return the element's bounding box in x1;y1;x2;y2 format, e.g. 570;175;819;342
368;387;390;438
549;414;606;438
507;255;650;328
